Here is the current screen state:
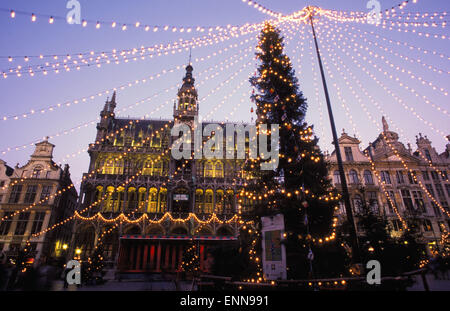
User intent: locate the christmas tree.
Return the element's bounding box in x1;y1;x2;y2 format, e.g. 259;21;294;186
181;240;200;275
85;244;105;285
243;23;343;279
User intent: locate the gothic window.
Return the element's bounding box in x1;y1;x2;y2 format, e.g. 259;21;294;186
103;158;123;174
423;219;433;232
195;189;204;213
151;133;161;147
367;191;379;211
205;189;213;213
204;162;214;177
225;190;234;213
103;186;115;212
153;161;162;176
349;170;359;184
431;171;439;181
114;187;125;212
435;184;445;197
0;212;13;235
143;159;153;175
159;188;167;213
407;171;418;184
32;166;43;178
422;171;430;181
363;170;374;185
215;189;224;214
148;188;158;213
138;188;146;211
386;191;396;213
95;186;103;202
127;187;137;211
214;161;224;178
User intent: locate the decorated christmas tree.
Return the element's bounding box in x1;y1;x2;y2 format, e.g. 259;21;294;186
243;23;345;279
85;244;105;285
181;240;200;275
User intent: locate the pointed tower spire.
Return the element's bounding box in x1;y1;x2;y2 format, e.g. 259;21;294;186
382;116;389;132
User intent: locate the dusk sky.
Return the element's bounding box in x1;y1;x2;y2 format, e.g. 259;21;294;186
0;0;448;190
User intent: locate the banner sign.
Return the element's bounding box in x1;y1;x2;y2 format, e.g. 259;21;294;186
261;214;287;280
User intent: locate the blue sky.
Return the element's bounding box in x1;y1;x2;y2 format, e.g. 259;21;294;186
0;0;449;188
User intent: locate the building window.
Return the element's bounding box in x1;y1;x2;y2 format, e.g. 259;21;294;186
40;185;52;201
31;167;42;178
46;171;51;179
425;184;435;197
412;191;426;213
159;188;167;213
204;162;214;178
407;171;417;184
392;219;403;231
0;180;5;187
205;189;213;213
24;185;38;204
386;191;397;213
435;184;445;197
215;189;224;214
431;171;439;181
148;188;158;213
367;191;378;211
215;162;224;178
422;171;429;181
30;212;46;234
424;149;432;162
380;171;391;184
396;171;405;184
14;212;30;235
401;190;414;211
349;170;359;184
8;185;23;203
363;170;374;185
446;184;450;197
195;189;204;213
423;219;433;232
431;202;441;217
353;195;363;213
333;171;341;184
0;212;13;235
441;171;448;181
344;147;354;162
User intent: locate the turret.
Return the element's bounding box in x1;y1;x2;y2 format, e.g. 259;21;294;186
96;91;117;142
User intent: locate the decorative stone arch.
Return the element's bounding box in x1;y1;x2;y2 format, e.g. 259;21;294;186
123;224;142;235
145;224;166;235
195;224;214;236
169;225;189;235
216;225;234;236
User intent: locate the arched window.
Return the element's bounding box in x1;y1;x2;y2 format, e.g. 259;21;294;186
127;187;137;211
349;170;359;184
204;162;214;177
225;190;234;214
153;161;162;176
333;171;341;184
363;170;374;185
205;189;213;213
214;161;224;178
148;188;158;213
158;188;167;213
115;186;125;212
103;186;115;212
143;159;153;175
215;189;224;214
32;166;43;178
353;194;363;213
95;185;103;202
103;158;123;174
138;187;146;211
195;189;204;213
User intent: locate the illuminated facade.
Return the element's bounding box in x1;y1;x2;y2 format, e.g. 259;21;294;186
0;139;77;262
327;118;450;252
73;65;248;273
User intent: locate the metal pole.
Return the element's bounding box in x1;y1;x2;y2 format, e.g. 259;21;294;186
308;10;361;265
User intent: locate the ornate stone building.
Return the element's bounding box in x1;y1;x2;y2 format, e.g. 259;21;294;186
0;139;78;262
74;65;248;273
327;118;450;252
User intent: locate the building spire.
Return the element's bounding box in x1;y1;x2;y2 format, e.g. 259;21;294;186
382;116;389;132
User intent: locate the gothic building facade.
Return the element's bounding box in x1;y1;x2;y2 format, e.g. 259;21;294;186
327;118;450;253
0;139;78;263
74;65;249;273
